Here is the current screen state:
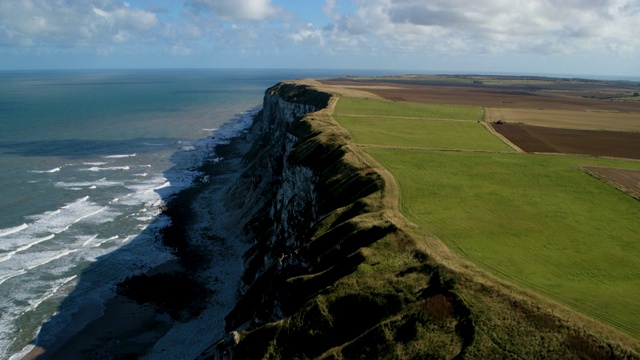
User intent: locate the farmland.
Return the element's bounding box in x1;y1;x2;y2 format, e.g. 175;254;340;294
333;115;514;152
367;149;640;337
485;107;640;132
491;123;640;159
322;75;640;339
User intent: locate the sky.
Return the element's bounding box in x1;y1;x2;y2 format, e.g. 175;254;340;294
1;0;639;78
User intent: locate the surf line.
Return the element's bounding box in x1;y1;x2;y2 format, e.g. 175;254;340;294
0;224;29;238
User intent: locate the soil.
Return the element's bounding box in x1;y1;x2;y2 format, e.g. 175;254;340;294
581;167;640;200
320;79;640;113
490;123;640;159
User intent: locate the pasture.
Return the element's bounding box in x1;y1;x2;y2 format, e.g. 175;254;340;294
366;148;640;337
334;97;483;121
333;116;514;152
330;85;640;338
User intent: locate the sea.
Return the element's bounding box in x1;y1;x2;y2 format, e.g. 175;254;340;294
0;68;406;359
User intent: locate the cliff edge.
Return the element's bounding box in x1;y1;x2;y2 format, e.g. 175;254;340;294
198;81;639;359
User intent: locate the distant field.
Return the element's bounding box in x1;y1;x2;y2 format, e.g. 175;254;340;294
334;97;483;121
334;115;514;152
485;107;640;132
366;148;640;337
321;78;640;112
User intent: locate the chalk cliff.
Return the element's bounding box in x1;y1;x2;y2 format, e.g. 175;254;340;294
194;81;638;359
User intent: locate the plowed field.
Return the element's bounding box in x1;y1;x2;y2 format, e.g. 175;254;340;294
582;167;640;199
491;123;640;159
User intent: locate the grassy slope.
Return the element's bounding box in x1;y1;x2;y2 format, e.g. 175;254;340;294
334;88;640;340
367;149;640;337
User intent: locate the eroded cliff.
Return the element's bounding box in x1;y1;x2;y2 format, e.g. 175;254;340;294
198;81;639;359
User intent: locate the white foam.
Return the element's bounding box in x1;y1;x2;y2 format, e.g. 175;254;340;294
22;197;113;236
81;166;130;172
0;234;55;263
8;344;35;360
81;235;99;247
55;179;124;189
31;167;61;174
0;269;27;285
26;249;78;270
104;154;136;158
83;162;107;166
25;275;77;313
0;224;28;238
151;182;171;191
92;235;119;248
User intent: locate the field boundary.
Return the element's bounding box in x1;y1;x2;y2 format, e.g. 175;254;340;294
335;113;478;122
480;120;524;153
580;166;640;201
356;143;515;154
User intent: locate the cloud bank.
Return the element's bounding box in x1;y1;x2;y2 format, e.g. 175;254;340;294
0;0;638;74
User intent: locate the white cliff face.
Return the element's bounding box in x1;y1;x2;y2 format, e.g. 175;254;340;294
244;92;319;283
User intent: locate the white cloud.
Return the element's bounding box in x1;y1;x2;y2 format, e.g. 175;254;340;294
0;0;159;48
184;0;280;21
290;23;324;46
319;0;640;56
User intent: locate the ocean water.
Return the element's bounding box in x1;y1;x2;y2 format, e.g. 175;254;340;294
0;69;315;359
0;68;404;359
0;69;270;358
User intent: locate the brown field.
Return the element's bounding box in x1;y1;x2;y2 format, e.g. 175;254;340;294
320;78;640;113
491;123;640;159
581;167;640;200
485;108;640;132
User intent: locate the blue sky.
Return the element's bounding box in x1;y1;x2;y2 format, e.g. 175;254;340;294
1;0;639;78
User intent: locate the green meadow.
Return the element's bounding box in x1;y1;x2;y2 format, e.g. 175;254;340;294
334;97;483;120
335;96;640;338
334;116;514;152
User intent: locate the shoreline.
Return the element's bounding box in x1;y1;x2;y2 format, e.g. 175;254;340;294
16;111;258;360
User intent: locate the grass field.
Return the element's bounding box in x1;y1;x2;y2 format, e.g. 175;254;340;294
332;92;640;339
333;116;515;152
366;149;640;337
334;97;483;120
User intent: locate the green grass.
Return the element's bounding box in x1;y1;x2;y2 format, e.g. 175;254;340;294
334;116;514;152
335;97;483;121
365;148;640;337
